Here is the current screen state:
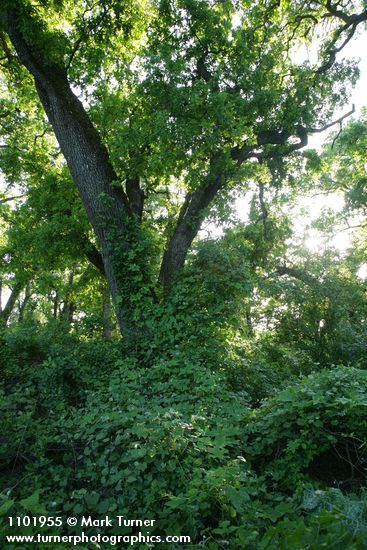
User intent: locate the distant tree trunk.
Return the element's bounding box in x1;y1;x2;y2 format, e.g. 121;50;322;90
60;273;75;324
60;301;75;324
18;283;32;322
52;291;59;319
245;305;253;335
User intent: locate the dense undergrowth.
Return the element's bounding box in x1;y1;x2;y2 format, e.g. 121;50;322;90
1;321;367;549
2;0;367;546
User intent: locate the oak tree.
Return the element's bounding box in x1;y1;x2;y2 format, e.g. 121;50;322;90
1;0;366;341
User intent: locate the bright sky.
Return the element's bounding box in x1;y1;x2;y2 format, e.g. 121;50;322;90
308;30;367;148
299;30;367;256
235;29;367;256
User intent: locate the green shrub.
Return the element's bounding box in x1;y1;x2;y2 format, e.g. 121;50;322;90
245;366;367;491
2;327;367;549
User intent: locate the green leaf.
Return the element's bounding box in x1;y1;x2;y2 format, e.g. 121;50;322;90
0;499;14;516
20;490;46;515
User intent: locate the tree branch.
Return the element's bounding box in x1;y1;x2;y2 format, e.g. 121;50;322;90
231;105;354;166
81;237;105;276
316;3;367;75
324;1;367;25
159;154;226;292
304;105;355;134
273;265;325;294
65;2;108;71
0;194;26;204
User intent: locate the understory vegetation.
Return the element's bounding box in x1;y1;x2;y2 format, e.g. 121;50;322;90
1;0;367;548
1;267;367;549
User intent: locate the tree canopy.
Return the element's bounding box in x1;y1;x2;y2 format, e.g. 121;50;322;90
1;2;367;548
1;0;366;340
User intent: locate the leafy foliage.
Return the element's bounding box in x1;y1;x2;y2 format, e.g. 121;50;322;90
1;0;367;548
1;325;367;548
246;367;367;492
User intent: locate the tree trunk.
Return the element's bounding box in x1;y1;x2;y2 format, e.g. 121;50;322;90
18;283;32;322
52;291;59;319
159;157;226;293
245;305;253;335
2;4;148;341
60;273;75;324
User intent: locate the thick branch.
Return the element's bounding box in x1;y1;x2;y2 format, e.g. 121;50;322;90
231;128;307;165
324;1;367;25
231;106;354;165
82;237;105;276
274;265;326;296
0;194;26;205
304;105;355;133
159;102;354;294
316;3;367;75
159;155;226;292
